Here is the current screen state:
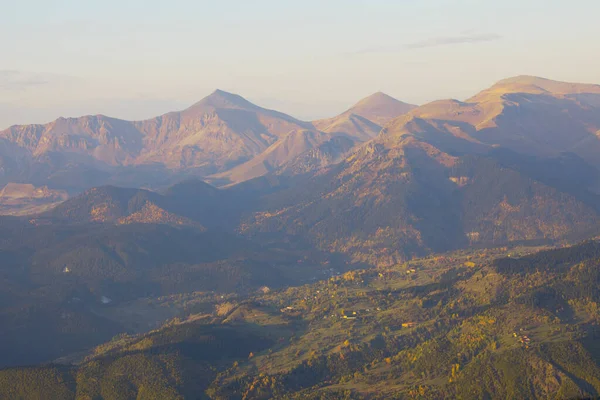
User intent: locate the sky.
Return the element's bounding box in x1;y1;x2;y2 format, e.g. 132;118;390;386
1;0;600;128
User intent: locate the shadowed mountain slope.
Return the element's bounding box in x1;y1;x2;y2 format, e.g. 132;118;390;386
240;96;600;266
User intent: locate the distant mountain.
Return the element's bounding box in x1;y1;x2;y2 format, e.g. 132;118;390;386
239;77;600;265
385;76;600;168
15;77;600;266
1;78;599;197
213;93;417;185
132;90;315;171
472;75;600;100
0;90;419;193
350;92;418;126
0;90;313;171
314;92;417;141
0;90;316;192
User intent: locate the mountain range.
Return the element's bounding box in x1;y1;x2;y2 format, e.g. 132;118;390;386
3;75;600;397
1;76;599;195
2;76;600;264
237;76;600;265
0;89;416;194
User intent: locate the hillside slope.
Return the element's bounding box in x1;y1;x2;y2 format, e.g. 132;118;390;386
237;77;600;266
241;135;600;266
5;242;600;398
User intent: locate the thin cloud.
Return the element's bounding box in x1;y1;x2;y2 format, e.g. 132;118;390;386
0;70;76;91
406;33;502;49
350;33;502;55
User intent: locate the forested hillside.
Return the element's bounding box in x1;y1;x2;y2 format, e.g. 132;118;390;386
4;242;600;399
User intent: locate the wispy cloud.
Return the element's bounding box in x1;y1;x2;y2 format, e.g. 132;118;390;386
406;33;502;49
0;70;77;91
351;32;502;55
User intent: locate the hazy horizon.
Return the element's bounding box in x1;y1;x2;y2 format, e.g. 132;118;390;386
2;0;600;128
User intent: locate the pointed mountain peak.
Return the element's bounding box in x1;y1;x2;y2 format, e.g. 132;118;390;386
188;89;259;112
209;89;241;100
355;91;400;106
345;92;417;126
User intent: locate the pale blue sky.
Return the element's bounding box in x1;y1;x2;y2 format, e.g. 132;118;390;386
1;0;599;128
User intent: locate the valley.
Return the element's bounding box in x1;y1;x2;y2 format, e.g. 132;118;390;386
4;242;600;398
6;0;600;397
2;76;600;399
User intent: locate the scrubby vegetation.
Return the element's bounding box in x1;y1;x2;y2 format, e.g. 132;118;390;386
243;148;600;267
0;213;352;368
5;242;600;398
